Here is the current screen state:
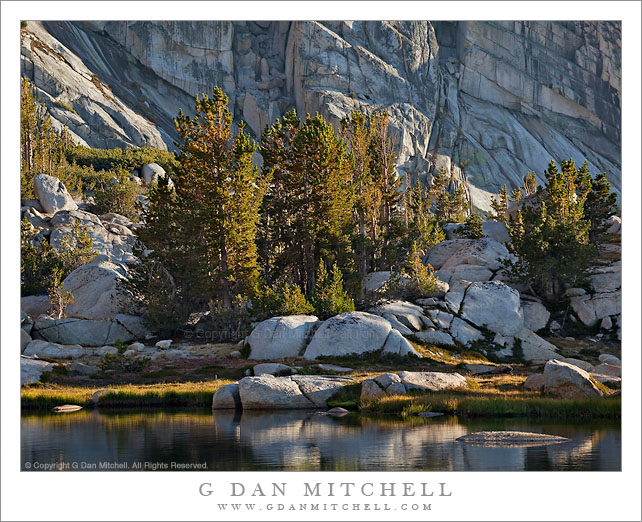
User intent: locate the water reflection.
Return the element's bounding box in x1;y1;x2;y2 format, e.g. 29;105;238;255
21;410;620;471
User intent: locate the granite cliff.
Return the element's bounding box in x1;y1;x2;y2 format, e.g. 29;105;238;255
21;20;621;211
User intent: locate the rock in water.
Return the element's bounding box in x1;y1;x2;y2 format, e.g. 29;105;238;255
457;431;569;446
238;375;314;409
33;174;78;214
51;405;83;413
212;383;241;409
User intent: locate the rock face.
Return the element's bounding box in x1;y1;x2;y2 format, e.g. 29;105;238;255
544;359;603;398
247;315;319;360
303;312;391;360
33;174;78;214
369;300;430;331
22;21;621;210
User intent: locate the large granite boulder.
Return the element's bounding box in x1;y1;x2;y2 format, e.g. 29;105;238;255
521;300;550;332
570;292;621;327
212;383;241;409
397;371;468;392
33;174;78;214
32;316;138;346
369;300;430;331
141;163;171;187
20;356;54;385
236;375;336;409
23;340;86;359
516;327;560;363
247;315;319;360
381;329;421;357
544;360;603;398
303;312;391;360
459;281;523;337
290;375;353;408
449;317;484;346
60;260;127;320
414;329;456;347
588;263;621;294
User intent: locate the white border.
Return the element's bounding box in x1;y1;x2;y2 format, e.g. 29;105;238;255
2;2;640;521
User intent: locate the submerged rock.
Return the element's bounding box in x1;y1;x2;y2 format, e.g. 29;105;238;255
212;383;241;409
457;431;569;446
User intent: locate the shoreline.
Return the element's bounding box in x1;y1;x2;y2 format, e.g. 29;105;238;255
21;380;621;419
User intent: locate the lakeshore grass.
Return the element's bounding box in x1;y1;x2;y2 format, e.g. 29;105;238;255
21;380;233;411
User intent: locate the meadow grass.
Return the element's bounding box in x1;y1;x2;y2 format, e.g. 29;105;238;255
21;380;233;410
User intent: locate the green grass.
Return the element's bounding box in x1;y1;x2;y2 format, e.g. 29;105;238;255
360;392;621;420
21;381;233;411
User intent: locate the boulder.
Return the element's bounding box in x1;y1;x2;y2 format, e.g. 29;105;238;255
444;280;471;314
397;371;468;391
141;163;166;185
570;292;621;327
460;281;523;337
22;340;85;359
59;260;126;320
253;363;295;376
373;372;402;388
21;295;51;317
436;265;494;285
20;356;54;385
414;329;456;347
237;375;314;409
521;300;550;332
598;354;621;367
303;312;391;360
516;327;559;362
326;407;349;417
248;315;319;360
32;317;136;346
381;313;414;335
523;373;545;391
465;363;513;375
605;215;621;234
556;357;594;372
600;316;613;330
360;379;386;401
290;375;353;408
67;362;99;375
427;238;512;274
588;264;621;294
381;329;421;357
369;300;428;331
21;329;32;352
592;363;621;378
544;360;603;398
33;174;78;214
155;340;173;349
212;383;241;409
362;271;391;293
21;312;34;334
457;431;568;446
449;317;484;346
114;314;150;339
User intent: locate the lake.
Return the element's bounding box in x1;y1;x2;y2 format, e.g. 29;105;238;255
21;410;621;471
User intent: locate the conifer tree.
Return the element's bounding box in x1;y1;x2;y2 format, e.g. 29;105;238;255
584;170;618;241
259;111;354;295
505;159;599;301
489;184;509;222
429;169;469;223
311;260;355;319
457;213;485;239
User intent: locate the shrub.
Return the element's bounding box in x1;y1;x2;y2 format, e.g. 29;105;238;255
386;241;438;299
88;174;141;221
21;218;96;296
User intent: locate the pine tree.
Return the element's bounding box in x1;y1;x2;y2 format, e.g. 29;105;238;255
259;111;354;295
457;213;485;239
522;172;538;196
584;170;618;241
430;169;469;223
311;260;355;319
489;184;508;221
505;159;598;301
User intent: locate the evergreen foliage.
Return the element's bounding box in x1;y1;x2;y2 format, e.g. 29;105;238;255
457;213;485;239
311;260;355;319
504;159;616;301
429;169;468;223
489;184;508;222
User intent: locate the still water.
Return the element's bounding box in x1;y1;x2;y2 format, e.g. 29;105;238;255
21;410;620;471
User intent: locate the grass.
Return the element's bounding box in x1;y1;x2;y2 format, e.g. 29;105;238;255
360;391;621;420
21;380;233;411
